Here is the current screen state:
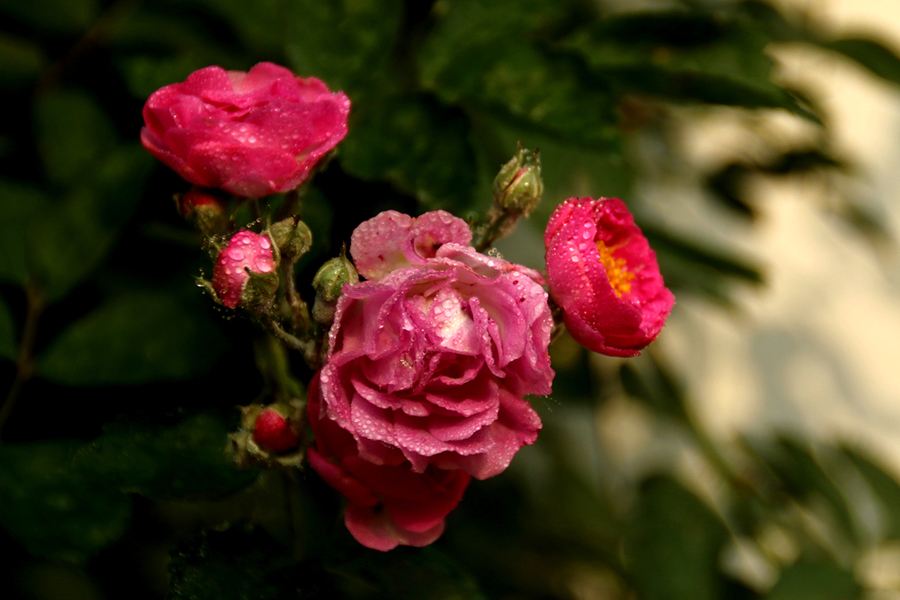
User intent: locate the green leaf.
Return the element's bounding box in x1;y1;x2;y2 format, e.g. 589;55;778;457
0;33;45;88
641;224;764;302
825;37;900;86
625;475;728;600
764;561;860;600
168;529;303;600
38;289;228;386
0;294;15;360
420;0;620;148
284;0;404;98
0;145;153;302
74;412;257;500
35;89;117;187
754;438;859;545
0;441;131;563
842;446;900;540
340;93;478;210
33;146;153;301
110;9;242;99
559;12;815;119
0;179;50;288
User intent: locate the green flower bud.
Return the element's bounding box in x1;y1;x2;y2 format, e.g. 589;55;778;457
492;143;544;216
312;250;359;326
269;216;313;263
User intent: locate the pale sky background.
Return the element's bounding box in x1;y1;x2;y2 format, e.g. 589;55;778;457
585;0;900;489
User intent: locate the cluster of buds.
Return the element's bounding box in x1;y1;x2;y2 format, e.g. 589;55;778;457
143;59;675;553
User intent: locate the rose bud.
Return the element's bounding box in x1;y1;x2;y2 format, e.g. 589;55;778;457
253;406;301;453
492;143;544;216
544;197;674;357
269;216;313;263
141;62;350;197
311;249;358;326
176;186;231;234
212;230;278;312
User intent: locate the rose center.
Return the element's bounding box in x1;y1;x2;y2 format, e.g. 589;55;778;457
596;239;635;297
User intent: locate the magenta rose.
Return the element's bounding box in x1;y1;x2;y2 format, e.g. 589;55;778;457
141;62;350;197
544;197;674;357
313;210;554;482
307;373;470;551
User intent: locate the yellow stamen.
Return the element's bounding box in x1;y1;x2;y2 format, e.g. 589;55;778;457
597;239;635;297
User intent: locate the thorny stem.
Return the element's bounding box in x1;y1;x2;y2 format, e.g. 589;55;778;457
283;262;311;335
474;206;522;253
262;317;322;370
0;283;45;441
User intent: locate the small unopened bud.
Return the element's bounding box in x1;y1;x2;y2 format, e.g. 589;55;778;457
252;406;301;453
269;216;313;263
492;143;544;216
212;230;278;312
176;186;230;234
312;250;358;325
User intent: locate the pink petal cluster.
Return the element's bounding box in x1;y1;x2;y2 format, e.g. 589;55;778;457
141;63;350;197
307;375;470;551
544;197;674;357
212;231;276;308
308;210;554;550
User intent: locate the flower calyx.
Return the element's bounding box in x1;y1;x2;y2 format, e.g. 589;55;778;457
269;215;313;264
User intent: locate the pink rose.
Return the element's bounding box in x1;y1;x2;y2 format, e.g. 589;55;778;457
544;197;674;357
141;62;350;197
307;373;470;551
313;210;553;482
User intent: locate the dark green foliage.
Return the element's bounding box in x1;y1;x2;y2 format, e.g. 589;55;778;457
1;0;899;598
765;562;860;600
0;441;132;563
625;475;729;600
72;412;258;499
38;289;228;385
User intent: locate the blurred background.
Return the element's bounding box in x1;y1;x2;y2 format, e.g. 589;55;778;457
3;0;900;598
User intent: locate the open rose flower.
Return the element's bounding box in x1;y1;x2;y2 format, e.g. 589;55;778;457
544;197;674;357
307;373;470;551
313;210;554;484
141;62;350;197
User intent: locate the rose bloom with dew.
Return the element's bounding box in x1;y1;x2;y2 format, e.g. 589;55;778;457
307;210;554;550
141;62;350;197
544;197;674;357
